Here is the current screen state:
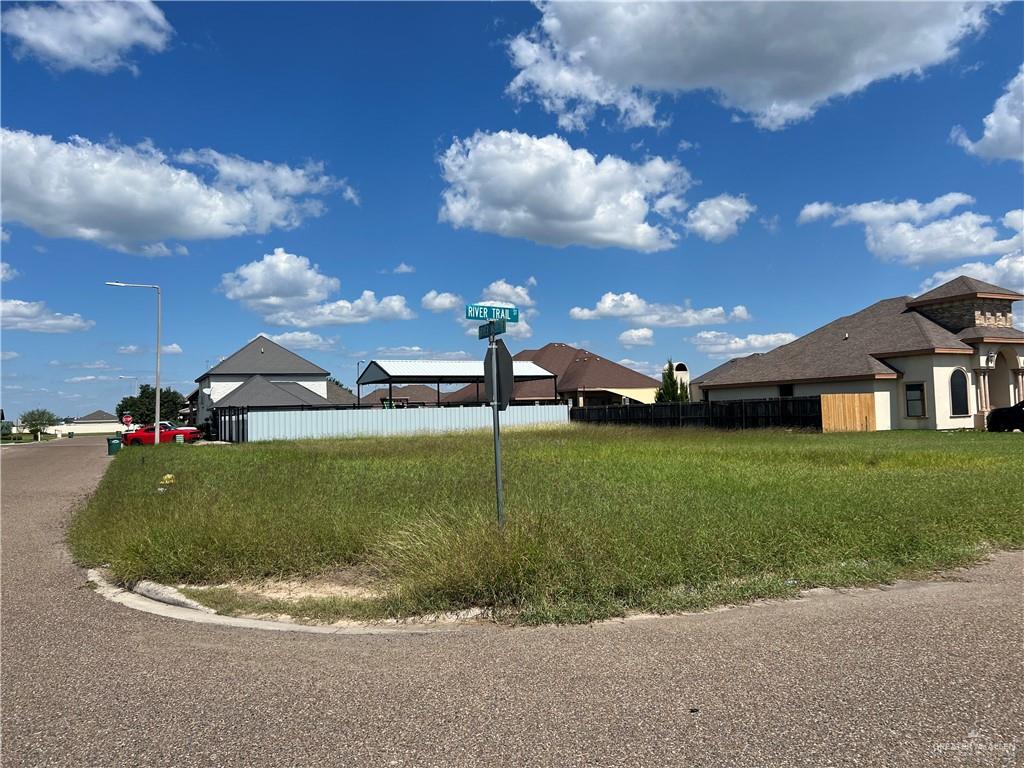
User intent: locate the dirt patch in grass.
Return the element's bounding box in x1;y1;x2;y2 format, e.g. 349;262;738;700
188;565;382;602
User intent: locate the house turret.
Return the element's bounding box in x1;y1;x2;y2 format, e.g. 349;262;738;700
907;276;1022;332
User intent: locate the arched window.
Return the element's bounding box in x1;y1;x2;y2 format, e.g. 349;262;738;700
950;369;969;417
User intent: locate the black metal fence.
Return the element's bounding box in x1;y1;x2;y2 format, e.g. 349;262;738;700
570;397;822;431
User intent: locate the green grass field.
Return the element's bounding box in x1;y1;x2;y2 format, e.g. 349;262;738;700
69;427;1023;624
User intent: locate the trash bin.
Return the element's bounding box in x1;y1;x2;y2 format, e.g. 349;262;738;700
68;432;75;439
106;437;121;456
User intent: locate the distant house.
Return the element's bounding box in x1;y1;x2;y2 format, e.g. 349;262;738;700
691;276;1024;430
195;336;352;428
445;343;662;406
49;409;122;436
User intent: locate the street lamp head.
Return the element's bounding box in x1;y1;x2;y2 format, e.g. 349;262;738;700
105;280;159;289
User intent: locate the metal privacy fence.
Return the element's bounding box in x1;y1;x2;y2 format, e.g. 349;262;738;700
570;397;822;430
218;404;571;442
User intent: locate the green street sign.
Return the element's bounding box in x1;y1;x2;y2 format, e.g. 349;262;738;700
465;304;519;323
478;319;507;339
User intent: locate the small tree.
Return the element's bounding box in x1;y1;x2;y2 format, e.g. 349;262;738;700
116;385;187;425
20;408;58;439
655;359;680;402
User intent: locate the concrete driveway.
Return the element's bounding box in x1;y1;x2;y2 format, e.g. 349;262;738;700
2;436;1021;767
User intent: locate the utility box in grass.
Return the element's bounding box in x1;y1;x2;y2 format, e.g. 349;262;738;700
174;434;184;444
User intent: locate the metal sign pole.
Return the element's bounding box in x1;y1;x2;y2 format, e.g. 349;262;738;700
489;332;505;529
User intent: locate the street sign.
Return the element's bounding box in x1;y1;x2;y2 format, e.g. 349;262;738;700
465;304;519;323
478;319;506;339
484;338;514;411
122;414;133;427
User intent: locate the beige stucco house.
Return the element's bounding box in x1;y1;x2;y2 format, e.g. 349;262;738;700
691;276;1023;431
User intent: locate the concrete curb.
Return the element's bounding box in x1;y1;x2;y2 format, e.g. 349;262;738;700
86;569;446;636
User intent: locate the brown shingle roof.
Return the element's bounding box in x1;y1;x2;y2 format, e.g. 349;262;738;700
956;325;1024;342
515;343;659;397
326;381;357;405
443;343;659;403
907;276;1023;307
694;296;974;389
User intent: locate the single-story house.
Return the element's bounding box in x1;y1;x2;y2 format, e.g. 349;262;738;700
48;409;123;436
444;343;662;406
691;275;1024;431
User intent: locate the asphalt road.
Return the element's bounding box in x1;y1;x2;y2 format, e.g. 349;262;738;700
2;437;1021;767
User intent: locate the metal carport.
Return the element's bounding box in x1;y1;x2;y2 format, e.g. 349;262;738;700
356;359;556;407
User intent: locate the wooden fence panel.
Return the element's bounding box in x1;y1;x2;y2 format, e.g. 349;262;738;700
821;393;875;433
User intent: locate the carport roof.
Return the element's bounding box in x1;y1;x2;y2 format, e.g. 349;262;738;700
357;359;554;385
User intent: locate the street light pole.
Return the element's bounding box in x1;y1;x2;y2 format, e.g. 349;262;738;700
106;282;161;446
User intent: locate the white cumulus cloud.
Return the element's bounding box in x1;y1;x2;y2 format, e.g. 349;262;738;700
798;194;1022;264
221;248;340;315
0;262;17;282
374;346;472;360
65;375;114;383
618;328;654;348
421;290;464;312
1;0;172;74
482;278;537;307
222;249;414;328
263;331;336;351
0;298;93;333
161;343;183;355
919;252;1024;294
439;130;691;252
684;194;756;242
117;345;140;354
570;291;749;327
951;65;1024;163
508;2;993;131
268;292;414;328
1;129;353;254
691;331;797;360
1;351;19;361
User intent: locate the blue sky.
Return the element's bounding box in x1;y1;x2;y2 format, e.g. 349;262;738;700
1;1;1022;418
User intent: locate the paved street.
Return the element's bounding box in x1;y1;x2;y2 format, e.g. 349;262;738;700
2;437;1021;767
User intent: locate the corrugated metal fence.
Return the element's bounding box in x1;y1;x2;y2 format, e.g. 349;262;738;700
570;397;822;430
232;404;570;442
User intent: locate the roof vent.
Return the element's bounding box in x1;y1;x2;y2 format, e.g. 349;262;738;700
843;333;849;341
260;346;264;353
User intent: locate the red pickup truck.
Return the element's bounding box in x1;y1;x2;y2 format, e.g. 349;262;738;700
122;422;202;446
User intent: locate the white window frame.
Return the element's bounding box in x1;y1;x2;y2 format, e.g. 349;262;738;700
948;368;971;418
